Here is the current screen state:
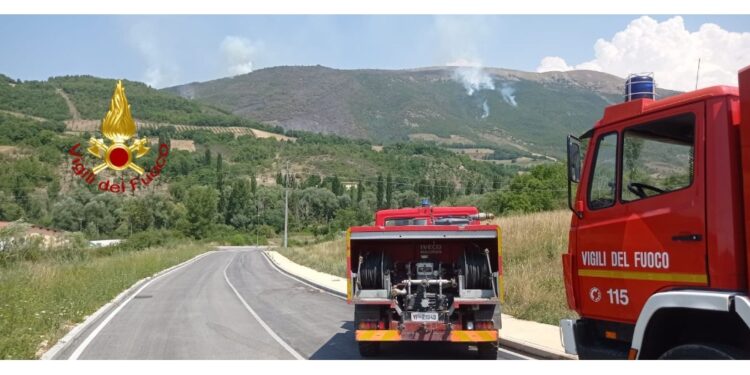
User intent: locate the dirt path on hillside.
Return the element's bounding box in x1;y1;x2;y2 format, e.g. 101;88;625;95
55;88;81;121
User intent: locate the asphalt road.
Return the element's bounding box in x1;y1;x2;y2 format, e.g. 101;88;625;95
54;247;531;360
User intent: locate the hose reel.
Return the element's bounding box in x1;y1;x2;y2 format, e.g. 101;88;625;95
460;249;493;290
359;251;391;289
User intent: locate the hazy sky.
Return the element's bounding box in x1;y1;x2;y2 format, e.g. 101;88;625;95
1;15;748;90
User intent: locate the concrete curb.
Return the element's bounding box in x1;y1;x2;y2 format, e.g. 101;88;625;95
40;250;216;360
264;249;576;360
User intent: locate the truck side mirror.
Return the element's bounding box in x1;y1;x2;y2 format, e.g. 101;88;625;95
567;135;583;218
567;135;581;183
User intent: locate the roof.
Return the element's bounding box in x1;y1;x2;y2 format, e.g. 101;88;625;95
596;85;739;128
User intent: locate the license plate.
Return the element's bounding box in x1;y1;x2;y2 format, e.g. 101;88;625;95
411;312;439;322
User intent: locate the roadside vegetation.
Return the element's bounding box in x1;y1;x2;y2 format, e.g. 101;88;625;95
0;226;209;359
277;210;576;326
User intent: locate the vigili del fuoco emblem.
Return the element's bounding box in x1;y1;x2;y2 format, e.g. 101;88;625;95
87;81;150;174
67;80;170;194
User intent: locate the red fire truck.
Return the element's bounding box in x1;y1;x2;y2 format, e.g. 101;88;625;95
347;203;502;359
561;66;750;359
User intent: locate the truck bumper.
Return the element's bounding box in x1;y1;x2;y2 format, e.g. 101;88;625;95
559;319;578;355
356;329;498;342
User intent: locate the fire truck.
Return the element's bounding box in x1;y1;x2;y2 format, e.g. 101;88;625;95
347;203;502;359
561;66;750;359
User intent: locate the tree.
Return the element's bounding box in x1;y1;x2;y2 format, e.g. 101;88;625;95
385;173;393;208
225;179;251;227
303;175;321;188
356;179;363;202
183;186;218;239
395;190;419;208
376;174;385;209
204;148;212;166
216;153;226;216
250;171;257;195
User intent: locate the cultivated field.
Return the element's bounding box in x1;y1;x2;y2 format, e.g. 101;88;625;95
277;209;576;325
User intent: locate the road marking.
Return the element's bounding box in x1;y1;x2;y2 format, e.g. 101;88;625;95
260;250;347;301
223;254;305;360
68;251;215;360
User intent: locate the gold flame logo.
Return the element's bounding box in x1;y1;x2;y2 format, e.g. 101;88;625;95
87;81;150;174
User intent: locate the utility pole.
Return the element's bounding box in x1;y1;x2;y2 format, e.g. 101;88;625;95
283;161;289;249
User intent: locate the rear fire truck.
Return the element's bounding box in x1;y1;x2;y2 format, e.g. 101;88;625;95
347;203;502;359
561;66;750;359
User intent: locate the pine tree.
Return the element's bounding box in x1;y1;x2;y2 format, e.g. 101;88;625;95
216;153;226;218
356;179;363;202
385;173;393;208
204;148;211;166
376;174;385;209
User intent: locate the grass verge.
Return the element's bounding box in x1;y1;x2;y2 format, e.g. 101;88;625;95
277;210;577;325
0;240;208;359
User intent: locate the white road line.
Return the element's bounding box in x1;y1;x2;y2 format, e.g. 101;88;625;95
222;253;305;360
260;250;346;301
497;346;535;360
68;251;215;360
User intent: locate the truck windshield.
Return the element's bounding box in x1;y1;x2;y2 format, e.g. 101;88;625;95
621;113;695;202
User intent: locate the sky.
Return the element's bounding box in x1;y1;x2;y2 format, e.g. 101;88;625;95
0;15;749;90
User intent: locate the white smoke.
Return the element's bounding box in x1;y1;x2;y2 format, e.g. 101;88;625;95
500;83;517;107
536;16;750;91
127;22;180;88
450;59;495;96
221;36;262;76
481;100;490;119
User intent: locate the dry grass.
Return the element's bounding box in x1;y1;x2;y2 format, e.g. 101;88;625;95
491;210;578;324
277;238;347;278
0;242;208;359
277;210;577;325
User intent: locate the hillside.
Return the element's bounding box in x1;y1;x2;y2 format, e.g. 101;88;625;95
166;66;678;158
0;74;285;134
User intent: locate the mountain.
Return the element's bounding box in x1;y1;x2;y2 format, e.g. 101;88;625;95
165;66;678;158
0;75;282;133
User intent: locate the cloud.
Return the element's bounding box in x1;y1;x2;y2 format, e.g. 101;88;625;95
221;36;262;76
536;16;750;91
127;23;180;88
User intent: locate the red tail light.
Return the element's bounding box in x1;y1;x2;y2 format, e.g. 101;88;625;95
359;321;384;330
475;321;494;330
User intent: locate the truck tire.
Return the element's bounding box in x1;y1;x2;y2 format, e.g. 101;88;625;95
477;342;498;360
658;343;749;360
358;342;380;357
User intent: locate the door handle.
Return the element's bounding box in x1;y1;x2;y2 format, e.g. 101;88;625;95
671;234;702;242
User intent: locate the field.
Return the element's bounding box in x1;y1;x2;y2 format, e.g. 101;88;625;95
0;240;209;359
276;210;576;325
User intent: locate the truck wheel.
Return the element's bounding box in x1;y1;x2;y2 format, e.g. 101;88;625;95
358;342;380;357
477;342;498;360
658;343;749;360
